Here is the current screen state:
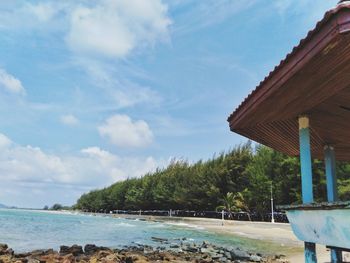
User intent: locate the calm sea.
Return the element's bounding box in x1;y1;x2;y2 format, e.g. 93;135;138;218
0;209;279;253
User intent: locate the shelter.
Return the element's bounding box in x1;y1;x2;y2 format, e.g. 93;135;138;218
228;1;350;262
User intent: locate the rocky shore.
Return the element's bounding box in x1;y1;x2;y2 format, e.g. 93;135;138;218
0;239;289;263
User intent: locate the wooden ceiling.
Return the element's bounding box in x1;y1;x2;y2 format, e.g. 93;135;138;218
228;4;350;160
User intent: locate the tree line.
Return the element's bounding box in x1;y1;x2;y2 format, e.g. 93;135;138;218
74;142;350;218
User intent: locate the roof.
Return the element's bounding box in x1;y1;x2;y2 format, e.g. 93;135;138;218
228;2;350;160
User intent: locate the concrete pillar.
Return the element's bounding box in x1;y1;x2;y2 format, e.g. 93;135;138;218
324;146;338;202
298;116;317;263
298;116;314;204
324;145;342;263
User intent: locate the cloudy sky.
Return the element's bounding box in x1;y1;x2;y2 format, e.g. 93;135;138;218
0;0;338;208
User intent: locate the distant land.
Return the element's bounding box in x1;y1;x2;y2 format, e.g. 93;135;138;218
0;203;17;209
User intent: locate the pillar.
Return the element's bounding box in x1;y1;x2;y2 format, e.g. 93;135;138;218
324;146;342;263
299;116;317;263
299;116;314;204
324;146;338;202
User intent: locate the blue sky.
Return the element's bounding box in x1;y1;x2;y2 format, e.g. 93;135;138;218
0;0;338;208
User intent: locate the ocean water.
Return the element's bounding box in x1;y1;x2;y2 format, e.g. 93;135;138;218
0;209;280;254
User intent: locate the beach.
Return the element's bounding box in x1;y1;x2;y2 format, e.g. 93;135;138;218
0;209;346;262
108;213;334;263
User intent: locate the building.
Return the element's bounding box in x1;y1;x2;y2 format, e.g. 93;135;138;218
228;1;350;262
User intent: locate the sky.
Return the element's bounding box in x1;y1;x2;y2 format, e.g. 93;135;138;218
0;0;339;208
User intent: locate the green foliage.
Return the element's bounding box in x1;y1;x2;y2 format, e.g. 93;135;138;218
216;192;250;219
50;203;63;210
75;142;350;216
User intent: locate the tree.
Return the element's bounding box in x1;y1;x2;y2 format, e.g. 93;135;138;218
50;204;63;210
230;191;251;221
74;142;349;220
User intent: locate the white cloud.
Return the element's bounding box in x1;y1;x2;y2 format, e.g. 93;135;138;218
66;0;171;59
78;58;161;108
0;133;162;207
27;2;61;22
0;68;25;95
81;146;158;181
60;114;79;126
98;114;153;148
0;133;11;149
0;1;167;109
171;0;256;34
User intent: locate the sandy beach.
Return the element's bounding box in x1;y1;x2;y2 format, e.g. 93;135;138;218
109;214;334;263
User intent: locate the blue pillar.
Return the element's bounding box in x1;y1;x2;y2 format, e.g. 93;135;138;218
299;116;314;204
324;146;342;263
305;243;317;263
299;116;317;263
324;146;338;202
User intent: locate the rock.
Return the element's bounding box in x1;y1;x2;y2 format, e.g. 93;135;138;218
200;248;209;253
59;245;83;256
0;240;278;263
14;252;31;258
0;244;8;255
224;251;232;259
62;253;75;263
6;248;14;256
151;237;168;243
169;244;180;248
230;249;251;260
30;249;54;256
210;253;223;260
97;250;112;258
219;256;228;262
250;254;262;262
202;241;210;248
183;245;198;253
125;256;133;263
84;244;110;255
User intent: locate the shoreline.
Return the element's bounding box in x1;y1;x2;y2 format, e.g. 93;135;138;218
3;209;332;262
103;213;332;263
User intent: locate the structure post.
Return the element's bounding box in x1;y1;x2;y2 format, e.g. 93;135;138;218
298;116;317;263
324;145;342;263
221;210;224;226
271;182;275;223
298;116;314;204
324;146;338;202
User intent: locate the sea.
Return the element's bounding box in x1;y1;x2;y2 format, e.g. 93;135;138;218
0;209;281;254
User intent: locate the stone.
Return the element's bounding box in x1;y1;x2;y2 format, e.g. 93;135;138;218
219;256;228;262
0;244;8;255
250;254;262;262
125;256;133;263
230;249;250;260
84;244;103;255
224;251;232;259
169;244;180;248
151;237;168;243
59;245;83;256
